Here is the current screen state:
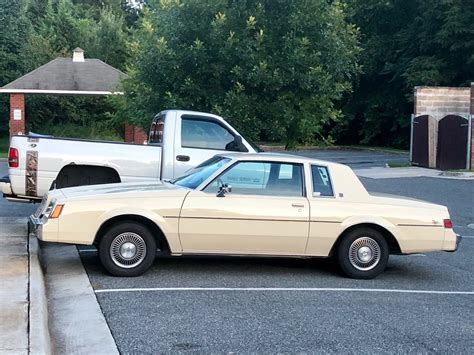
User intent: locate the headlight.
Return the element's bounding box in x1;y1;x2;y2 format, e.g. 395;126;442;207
43;199;57;218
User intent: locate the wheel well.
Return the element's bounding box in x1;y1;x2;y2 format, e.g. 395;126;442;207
55;164;120;189
330;223;402;256
94;215;171;253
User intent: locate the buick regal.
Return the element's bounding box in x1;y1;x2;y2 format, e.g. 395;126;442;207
29;153;461;279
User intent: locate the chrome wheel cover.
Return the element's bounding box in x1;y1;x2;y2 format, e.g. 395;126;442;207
110;232;147;269
348;237;381;271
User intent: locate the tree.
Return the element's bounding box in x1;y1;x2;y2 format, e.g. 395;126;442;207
338;0;474;148
119;0;360;147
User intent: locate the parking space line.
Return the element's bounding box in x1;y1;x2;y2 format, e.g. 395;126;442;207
94;287;474;295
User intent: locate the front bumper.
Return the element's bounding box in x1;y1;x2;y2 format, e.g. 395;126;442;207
28;215;43;240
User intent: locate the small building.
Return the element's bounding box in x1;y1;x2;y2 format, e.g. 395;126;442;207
0;48;147;144
411;83;473;171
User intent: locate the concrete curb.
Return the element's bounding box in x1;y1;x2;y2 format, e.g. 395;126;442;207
42;243;119;354
355;167;474;180
0;158;6;162
29;235;52;355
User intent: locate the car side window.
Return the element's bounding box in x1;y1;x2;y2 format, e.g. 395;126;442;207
311;165;334;197
204;162;304;197
181;117;235;150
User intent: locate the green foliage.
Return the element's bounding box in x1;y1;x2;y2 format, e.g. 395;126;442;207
0;0;132;139
337;0;474;148
0;0;32;135
35;122;122;141
119;0;361;148
0;136;9;156
24;95;123;144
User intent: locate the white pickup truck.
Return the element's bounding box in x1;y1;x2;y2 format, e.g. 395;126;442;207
2;109;259;202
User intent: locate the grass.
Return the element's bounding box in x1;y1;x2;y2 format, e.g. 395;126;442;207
0;136;8;158
259;142;409;154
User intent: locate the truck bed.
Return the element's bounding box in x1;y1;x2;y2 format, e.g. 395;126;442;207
7;135;162;199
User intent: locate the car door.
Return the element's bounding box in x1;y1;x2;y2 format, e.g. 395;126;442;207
173;115;244;178
179;161;310;255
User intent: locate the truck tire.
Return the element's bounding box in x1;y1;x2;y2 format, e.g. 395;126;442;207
337;227;389;279
99;221;156;277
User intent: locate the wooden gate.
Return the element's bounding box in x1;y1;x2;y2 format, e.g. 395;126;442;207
411;115;430;167
436;115;469;170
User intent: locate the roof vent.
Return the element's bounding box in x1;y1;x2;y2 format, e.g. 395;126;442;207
72;47;85;62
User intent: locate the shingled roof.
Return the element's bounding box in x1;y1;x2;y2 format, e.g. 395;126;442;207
0;48;127;95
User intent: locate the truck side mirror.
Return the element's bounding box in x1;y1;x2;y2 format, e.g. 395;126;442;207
225;135;248;152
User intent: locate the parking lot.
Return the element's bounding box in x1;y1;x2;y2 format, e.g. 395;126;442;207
1;150;473;353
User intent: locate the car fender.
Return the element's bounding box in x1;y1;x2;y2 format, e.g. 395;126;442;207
97;206;180;252
340;214;403;241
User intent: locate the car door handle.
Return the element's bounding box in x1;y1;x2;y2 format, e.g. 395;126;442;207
176;155;190;162
292;203;305;208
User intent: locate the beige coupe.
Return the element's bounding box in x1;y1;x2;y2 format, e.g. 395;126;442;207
29;153;460;279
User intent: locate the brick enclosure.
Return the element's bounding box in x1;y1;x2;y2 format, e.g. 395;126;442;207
415;86;471;118
9;94;26;137
124;123;148;144
471;84;474;170
414;85;473;170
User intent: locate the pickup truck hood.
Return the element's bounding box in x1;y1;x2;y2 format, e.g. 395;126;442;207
59;180;188;200
368;192;447;212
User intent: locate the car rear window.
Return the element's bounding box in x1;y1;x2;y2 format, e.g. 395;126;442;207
311;165;334;197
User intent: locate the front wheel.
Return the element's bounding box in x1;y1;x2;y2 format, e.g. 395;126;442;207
337;228;389;279
99;221;156;277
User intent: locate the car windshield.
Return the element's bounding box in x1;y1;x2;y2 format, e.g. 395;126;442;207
171;156;231;189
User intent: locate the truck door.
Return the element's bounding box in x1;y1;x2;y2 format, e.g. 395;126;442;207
173;115;245;178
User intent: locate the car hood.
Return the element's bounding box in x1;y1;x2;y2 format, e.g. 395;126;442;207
368;192;447;212
58;180;189;201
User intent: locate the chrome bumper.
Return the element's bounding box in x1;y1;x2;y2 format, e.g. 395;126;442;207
28;215;43;239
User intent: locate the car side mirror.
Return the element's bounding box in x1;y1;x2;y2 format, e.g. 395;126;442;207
217;184;232;197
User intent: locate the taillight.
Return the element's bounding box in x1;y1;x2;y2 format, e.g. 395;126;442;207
8;148;19;168
443;219;453;229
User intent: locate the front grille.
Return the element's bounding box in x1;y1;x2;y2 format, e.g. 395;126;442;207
34;198;47;218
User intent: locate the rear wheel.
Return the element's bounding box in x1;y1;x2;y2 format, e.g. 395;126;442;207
99;221;156;277
337;228;389;279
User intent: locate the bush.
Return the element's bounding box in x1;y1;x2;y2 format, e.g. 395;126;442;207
33;122;122;141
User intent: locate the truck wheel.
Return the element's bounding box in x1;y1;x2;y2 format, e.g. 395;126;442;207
99;221;156;277
337;227;389;279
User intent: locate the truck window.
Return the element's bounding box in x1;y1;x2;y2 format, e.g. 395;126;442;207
149;117;164;144
181;117;235;150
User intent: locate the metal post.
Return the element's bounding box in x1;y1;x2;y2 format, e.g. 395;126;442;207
410;114;414;163
467;114;472;170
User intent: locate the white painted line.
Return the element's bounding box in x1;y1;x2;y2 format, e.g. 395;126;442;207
461;235;474;239
78;249;97;252
467;224;474;229
94;287;474;295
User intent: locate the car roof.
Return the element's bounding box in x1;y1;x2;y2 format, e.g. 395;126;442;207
220;152;345;168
